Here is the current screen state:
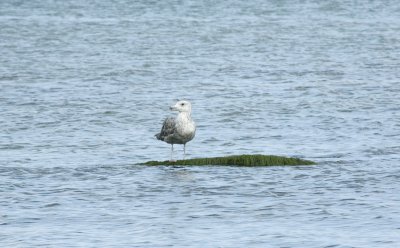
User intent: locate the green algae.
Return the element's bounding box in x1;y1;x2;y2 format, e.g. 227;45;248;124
141;154;315;167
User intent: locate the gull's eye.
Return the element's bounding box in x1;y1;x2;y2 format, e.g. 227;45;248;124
181;103;185;106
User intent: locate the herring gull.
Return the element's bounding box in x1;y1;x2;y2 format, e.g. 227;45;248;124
155;100;196;161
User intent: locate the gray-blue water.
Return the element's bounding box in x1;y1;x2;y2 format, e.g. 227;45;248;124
1;1;400;247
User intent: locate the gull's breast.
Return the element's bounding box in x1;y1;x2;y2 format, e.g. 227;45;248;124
176;118;196;142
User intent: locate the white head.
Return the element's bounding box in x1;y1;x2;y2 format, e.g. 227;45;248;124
170;100;192;114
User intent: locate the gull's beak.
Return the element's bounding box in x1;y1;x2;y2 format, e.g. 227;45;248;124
170;106;178;111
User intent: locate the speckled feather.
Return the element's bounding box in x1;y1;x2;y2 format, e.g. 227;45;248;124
155;117;176;142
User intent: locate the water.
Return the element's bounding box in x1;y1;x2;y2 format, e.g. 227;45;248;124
1;0;400;247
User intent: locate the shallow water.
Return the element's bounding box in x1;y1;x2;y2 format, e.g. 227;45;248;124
1;0;400;247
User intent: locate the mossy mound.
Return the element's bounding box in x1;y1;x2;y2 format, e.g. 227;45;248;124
142;154;315;167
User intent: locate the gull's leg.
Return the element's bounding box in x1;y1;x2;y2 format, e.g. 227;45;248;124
183;144;186;160
170;144;174;162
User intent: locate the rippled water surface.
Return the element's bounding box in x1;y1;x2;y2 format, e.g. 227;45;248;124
1;1;400;247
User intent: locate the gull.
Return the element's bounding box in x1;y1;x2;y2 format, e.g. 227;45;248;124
155;100;196;161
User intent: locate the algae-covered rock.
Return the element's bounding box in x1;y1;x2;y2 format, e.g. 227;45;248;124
141;154;315;166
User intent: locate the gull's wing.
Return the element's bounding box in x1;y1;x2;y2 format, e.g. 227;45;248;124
155;117;176;141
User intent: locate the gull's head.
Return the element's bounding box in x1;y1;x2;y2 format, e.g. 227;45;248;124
170;100;192;113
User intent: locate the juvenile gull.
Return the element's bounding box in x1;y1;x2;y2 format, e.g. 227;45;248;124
155;100;196;161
